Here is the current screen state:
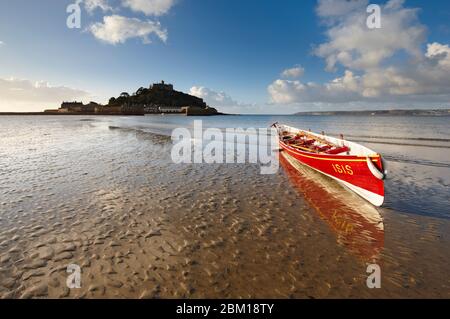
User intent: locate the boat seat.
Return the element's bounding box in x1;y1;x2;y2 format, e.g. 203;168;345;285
301;139;315;146
325;146;350;155
317;145;332;152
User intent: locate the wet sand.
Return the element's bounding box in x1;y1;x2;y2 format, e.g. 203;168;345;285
0;116;449;298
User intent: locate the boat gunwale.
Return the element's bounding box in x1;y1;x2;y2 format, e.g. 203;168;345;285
279;140;381;163
278;124;380;158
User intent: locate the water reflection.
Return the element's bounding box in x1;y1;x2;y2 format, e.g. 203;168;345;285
280;153;384;262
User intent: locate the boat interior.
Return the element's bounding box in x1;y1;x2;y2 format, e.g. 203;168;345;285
280;130;351;155
275;124;380;157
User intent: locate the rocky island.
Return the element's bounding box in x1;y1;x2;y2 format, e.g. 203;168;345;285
43;81;221;116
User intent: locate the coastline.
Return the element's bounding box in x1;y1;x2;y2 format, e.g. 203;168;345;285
0;112;230;116
3;109;449;117
0;112;143;116
293;109;450;116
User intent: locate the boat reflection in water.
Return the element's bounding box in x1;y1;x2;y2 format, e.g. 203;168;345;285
280;152;385;262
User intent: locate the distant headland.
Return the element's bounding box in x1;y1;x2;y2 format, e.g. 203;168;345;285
294;109;450;116
0;81;223;116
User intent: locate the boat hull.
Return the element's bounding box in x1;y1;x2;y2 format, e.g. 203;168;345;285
279;140;385;206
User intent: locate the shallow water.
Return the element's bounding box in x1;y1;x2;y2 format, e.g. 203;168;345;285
0;115;449;298
113;114;450;217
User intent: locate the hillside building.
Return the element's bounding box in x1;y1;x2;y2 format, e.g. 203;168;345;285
151;80;173;91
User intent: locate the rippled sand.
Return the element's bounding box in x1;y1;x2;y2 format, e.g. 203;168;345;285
0;116;449;298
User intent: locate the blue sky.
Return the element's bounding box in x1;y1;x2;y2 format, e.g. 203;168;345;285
0;0;450;113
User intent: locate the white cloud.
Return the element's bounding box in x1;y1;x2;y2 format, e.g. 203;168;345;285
89;15;167;44
84;0;112;13
0;41;4;46
82;1;177;45
0;78;90;112
426;42;450;69
122;0;175;16
269;53;450;105
268;71;362;104
268;80;304;104
189;86;241;108
281;66;304;79
268;0;450;107
189;86;256;113
315;0;426;71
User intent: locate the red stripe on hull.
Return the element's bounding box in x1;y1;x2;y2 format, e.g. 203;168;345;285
280;141;385;198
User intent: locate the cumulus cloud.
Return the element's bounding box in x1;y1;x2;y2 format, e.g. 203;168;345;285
0;78;90;112
84;0;112;13
86;1;177;44
189;86;256;113
281;66;304;79
122;0;175;16
269;71;363;104
89;15;167;44
268;0;450;107
189;86;242;108
269;53;450;105
315;0;426;71
426;42;450;69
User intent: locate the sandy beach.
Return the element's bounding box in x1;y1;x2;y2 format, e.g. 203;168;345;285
0;115;449;298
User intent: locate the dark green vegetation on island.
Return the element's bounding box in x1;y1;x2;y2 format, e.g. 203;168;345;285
39;81;222;116
109;82;205;109
294;109;450;116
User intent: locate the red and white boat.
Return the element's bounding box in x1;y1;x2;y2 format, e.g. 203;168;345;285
273;123;387;206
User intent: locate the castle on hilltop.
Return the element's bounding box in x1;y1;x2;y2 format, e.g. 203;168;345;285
151;80;173;91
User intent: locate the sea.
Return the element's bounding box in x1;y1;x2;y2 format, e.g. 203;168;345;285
0;114;449;298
